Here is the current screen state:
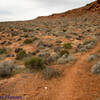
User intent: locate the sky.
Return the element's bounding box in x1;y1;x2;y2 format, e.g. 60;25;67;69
0;0;95;22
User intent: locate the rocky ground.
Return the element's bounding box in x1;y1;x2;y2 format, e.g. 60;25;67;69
0;0;100;100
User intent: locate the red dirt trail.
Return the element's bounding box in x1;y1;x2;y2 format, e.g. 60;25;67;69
55;42;100;100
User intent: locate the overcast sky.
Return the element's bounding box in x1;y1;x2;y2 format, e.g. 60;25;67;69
0;0;95;22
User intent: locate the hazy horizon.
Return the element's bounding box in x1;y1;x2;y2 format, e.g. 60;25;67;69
0;0;95;22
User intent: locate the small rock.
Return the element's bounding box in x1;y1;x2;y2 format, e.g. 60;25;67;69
44;87;48;90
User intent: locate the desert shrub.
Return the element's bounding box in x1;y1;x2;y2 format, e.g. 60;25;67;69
60;49;69;56
24;56;45;70
91;62;100;74
24;34;29;38
0;60;16;77
0;48;7;55
83;39;97;50
12;67;27;75
63;43;72;49
15;48;23;53
83;40;97;45
33;37;38;41
11;33;17;37
16;50;27;60
63;29;66;32
42;67;61;80
23;28;28;32
24;39;33;44
87;54;97;62
36;28;40;31
11;29;14;31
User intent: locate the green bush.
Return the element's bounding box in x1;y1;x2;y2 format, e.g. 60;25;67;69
60;49;69;56
24;39;33;44
24;56;45;70
0;48;7;55
63;43;72;49
42;67;61;80
16;50;27;60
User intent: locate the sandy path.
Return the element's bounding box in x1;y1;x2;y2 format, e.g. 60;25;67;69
55;42;100;100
